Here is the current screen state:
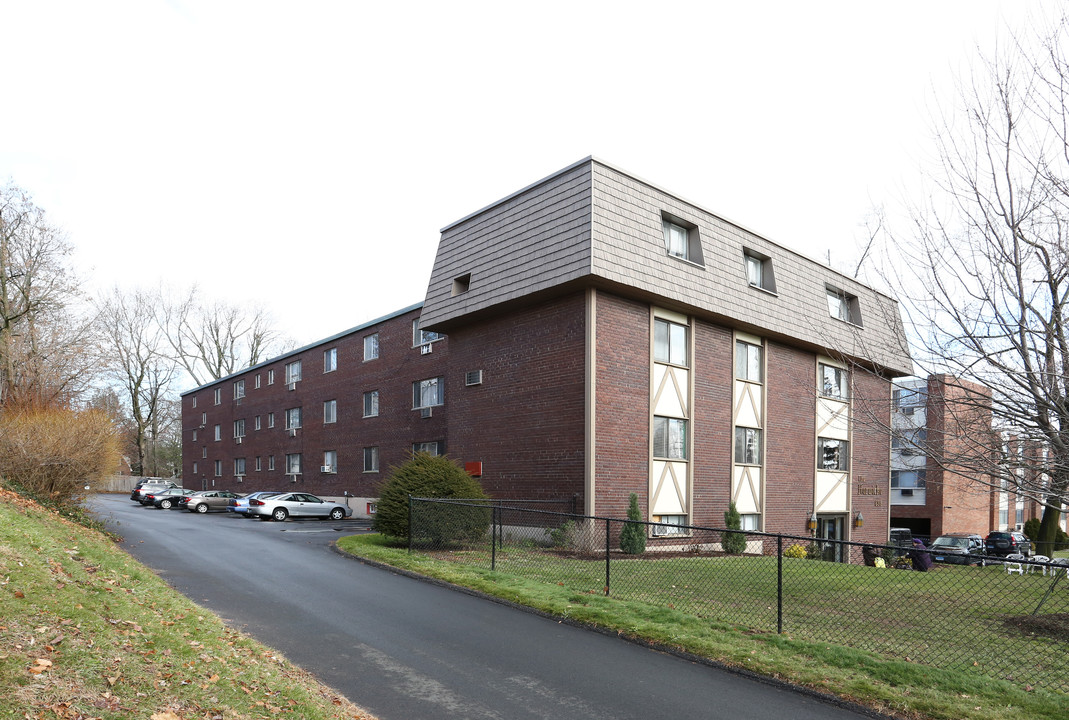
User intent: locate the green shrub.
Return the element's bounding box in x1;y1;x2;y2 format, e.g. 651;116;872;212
550;520;578;549
371;453;489;542
619;493;646;555
722;501;747;554
1023;517;1041;542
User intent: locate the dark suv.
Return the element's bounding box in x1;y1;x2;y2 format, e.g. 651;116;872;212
984;531;1032;557
928;533;987;566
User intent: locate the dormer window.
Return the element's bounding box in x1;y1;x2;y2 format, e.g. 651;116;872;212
661;213;704;265
826;286;862;326
744;250;776;293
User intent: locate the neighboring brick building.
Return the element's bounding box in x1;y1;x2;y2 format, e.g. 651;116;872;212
890;375;996;539
182;158;913;550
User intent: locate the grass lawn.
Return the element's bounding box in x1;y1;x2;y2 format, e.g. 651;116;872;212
0;488;376;720
336;533;1069;720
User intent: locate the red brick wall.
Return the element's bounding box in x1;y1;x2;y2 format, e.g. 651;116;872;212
851;367;893;543
444;293;587;503
593;293;651;518
764;341;817;537
181;307;450;498
690;318;734;526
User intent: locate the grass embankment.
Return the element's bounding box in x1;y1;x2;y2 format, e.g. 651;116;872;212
0;489;376;720
336;533;1068;720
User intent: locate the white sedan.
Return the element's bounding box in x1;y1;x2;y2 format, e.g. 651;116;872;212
247;492;353;521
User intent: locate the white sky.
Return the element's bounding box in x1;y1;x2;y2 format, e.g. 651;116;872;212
1;1;1056;351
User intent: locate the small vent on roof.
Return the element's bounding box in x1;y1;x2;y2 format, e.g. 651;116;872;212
452;273;471;296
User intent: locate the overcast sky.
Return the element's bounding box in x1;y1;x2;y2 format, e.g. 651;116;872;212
1;1;1056;360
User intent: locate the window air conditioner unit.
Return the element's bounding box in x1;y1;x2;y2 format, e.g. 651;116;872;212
235;475;244;482
465;370;483;386
235;437;242;444
288;428;297;437
421;343;433;355
320;465;335;473
287;382;296;391
420;407;433;419
236;398;242;406
1016;523;1024;531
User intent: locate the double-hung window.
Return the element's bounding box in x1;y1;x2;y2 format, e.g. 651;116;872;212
233;419;245;438
234;458;246;476
322;451;337;473
412;318;443;347
214;424;221;442
413;441;444;456
234;380;245;400
285;360;302;385
214;388;221;405
324;348;337;373
285;407;302;430
324;400;337;424
653;416;688;460
363;447;379;472
363;390;379;417
654;318;688;366
413;377;444;408
819;363;849;399
286;453;302;475
734;427;763;465
818;438;849;471
664;221;689;259
214;460;222;477
735;341;762;382
364;333;379;361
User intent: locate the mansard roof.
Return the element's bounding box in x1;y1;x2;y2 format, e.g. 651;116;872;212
421;157;912;376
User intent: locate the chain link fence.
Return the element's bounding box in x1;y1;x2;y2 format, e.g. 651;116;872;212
409;497;1069;692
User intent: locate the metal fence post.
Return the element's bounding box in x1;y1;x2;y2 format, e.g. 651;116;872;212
491;504;498;571
407;495;413;554
777;535;783;634
605;518;611;596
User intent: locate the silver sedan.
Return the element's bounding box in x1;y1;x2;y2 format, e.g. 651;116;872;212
247;492;353;521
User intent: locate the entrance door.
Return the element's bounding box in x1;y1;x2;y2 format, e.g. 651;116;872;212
817;515;846;562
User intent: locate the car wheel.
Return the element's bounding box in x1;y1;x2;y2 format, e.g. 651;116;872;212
160;499;172;509
272;508;289;522
195;503;209;514
329;507;345;521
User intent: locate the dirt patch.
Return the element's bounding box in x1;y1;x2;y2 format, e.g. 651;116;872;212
1001;612;1069;642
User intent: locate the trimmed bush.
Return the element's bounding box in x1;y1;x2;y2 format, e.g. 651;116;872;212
619;493;646;555
722;501;747;554
1023;517;1041;542
783;544;808;559
371;453;489;543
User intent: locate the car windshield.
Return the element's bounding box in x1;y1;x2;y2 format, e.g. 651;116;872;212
932;537;969;549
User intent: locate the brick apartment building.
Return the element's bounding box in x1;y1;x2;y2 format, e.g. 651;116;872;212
181;157;913;548
890;375;996;539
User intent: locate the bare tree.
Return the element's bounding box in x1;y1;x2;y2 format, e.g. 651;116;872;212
0;182;94;407
883;15;1069;553
158;286;290;386
96;287;179;476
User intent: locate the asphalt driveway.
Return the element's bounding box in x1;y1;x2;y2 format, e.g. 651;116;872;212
89;494;887;720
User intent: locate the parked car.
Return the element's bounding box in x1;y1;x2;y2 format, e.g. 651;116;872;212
928;533;987;566
150;488;196;510
228;491;282;517
185;490;243;514
984;531;1033;558
130;480;179;502
141;487;192;507
247;492;353;521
